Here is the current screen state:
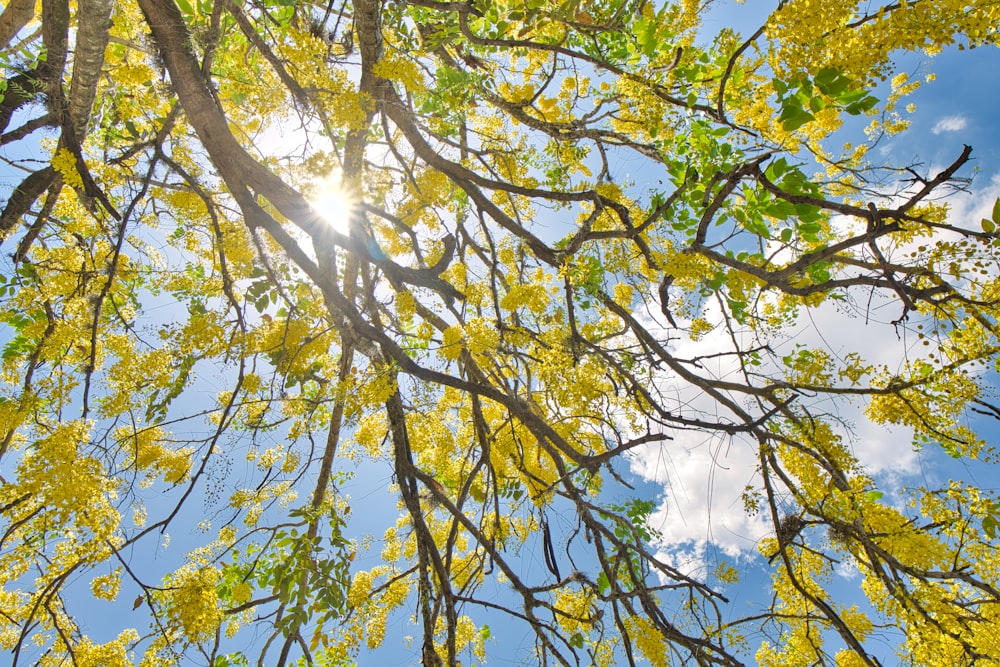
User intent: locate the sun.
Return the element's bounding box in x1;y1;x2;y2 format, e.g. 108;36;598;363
309;172;357;236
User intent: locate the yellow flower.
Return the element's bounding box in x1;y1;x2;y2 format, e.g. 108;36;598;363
91;568;122;601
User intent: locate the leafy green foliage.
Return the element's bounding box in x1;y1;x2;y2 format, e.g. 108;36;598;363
774;67;879;130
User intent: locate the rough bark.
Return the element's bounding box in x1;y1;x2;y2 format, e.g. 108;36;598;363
0;167;56;242
67;0;114;139
0;0;35;50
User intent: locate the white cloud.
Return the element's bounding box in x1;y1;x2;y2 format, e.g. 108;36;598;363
625;303;775;563
630;302;921;569
943;170;1000;229
834;558;861;580
780;298;921;477
636;431;771;559
626;168;1000;570
931;115;968;134
628;258;926;567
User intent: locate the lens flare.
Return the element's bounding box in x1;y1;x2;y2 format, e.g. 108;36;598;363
309;172;356;236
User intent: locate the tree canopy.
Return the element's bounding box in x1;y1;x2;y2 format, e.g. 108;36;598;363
1;0;1000;665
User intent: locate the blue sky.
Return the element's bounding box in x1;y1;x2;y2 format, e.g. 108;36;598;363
613;30;1000;666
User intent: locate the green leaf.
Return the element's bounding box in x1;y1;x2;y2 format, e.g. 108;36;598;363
844;95;878;115
799;222;822;242
781;107;815;131
765;157;790;180
982;218;996;233
992;197;1000;223
596;571;610;594
814;66;850;96
808;265;830;283
982;515;996;539
794;202;823;223
763;200;796;219
865;490;884;502
635;19;658;58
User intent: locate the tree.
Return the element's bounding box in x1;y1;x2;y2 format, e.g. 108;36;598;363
1;0;999;664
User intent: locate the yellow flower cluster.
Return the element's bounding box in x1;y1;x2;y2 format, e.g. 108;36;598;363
14;421;120;542
353;411;389;458
501;280;552;315
554;588;597;637
441;324;464;361
90;568;122;602
51;148;84;189
373;53;426;93
70;630;140;667
464;317;501;359
623;615;668;667
163;566;223;643
323;71;374;132
347;570;374;609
